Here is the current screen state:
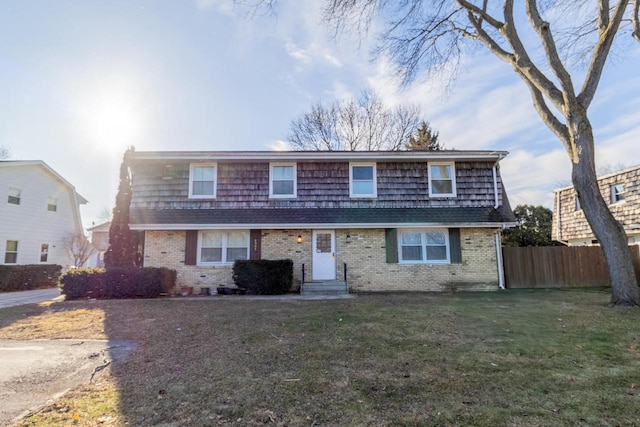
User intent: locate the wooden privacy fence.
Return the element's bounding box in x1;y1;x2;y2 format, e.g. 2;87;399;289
502;245;640;289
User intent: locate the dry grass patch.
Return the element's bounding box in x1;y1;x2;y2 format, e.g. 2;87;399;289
2;290;640;426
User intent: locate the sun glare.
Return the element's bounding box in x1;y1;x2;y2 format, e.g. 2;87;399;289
84;89;141;154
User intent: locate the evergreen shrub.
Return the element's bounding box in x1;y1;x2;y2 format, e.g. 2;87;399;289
232;259;293;295
0;264;62;292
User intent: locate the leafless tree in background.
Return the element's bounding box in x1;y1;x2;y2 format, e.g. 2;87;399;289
287;90;422;151
64;232;95;267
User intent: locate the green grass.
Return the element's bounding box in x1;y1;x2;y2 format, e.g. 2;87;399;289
4;289;640;426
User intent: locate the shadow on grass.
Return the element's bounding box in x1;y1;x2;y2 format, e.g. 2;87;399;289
5;289;640;426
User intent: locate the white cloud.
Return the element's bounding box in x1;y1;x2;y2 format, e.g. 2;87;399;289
195;0;234;15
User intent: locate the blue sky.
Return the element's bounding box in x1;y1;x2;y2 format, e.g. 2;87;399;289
1;1;639;228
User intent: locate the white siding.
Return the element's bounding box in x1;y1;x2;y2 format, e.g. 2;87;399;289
0;164;84;267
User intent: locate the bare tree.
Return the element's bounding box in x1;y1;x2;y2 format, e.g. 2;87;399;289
64;232;96;267
287;90;423;151
316;0;640;306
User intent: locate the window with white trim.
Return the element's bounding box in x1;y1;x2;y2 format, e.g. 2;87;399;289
5;240;18;264
198;230;249;264
611;184;625;203
428;162;456;197
40;244;49;263
398;229;450;263
269;163;296;198
8;188;21;205
189;163;217;198
349;163;377;198
47;197;57;212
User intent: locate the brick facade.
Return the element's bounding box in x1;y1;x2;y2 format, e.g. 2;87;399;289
143;227;500;293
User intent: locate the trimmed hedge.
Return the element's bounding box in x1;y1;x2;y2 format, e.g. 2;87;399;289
232;259;293;295
0;264;62;293
59;267;177;300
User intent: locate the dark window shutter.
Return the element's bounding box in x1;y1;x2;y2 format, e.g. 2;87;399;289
185;230;198;265
385;228;398;263
250;229;262;260
449;228;462;264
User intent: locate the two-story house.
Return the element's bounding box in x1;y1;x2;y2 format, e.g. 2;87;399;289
1;161;87;267
128;150;516;293
87;221;111;267
552;164;640;246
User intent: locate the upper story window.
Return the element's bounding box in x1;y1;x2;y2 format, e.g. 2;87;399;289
189;163;217;199
611;184;625;203
4;240;18;264
8;188;21;205
40;244;49;263
198;230;249;264
47;197;58;212
269;163;297;198
428;162;457;197
349;163;377;198
399;229;450;264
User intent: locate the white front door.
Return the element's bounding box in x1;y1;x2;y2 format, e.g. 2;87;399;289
312;230;336;280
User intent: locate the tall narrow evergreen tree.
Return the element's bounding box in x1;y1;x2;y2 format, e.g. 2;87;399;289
104;147;138;269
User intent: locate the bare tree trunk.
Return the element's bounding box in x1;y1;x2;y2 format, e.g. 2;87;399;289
570;115;639;306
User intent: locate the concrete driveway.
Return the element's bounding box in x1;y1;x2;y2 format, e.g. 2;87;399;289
0;288;62;308
0;339;137;425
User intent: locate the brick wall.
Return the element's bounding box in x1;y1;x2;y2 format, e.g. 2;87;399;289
144;227;500;293
336;228;499;292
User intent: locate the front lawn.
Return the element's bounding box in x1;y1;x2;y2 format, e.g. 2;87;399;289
2;289;639;426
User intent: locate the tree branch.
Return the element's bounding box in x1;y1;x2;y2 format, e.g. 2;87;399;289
578;0;630;108
599;0;611;30
525;0;577;103
457;0;505;30
633;0;640;42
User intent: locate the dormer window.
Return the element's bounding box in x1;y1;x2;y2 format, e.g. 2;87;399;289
269;163;297;198
611;184;625;203
428;162;457;197
349;163;377;198
189;163;217;198
8;188;20;205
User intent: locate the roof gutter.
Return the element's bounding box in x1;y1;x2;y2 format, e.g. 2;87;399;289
130;222;518;231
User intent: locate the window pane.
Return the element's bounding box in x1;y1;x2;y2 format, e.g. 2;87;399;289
316;233;332;253
5;253;17;263
402;232;422;245
402;246;422;261
193;166;215;181
227;231;248;247
272;166;293;180
273;180;294;195
426;246;447;261
431;165;451;180
227;248;247;262
6;240;18;252
426;231;446;245
352;181;374;195
201;231;223;247
201;248;222;262
352;166;373;180
193;181;214;196
431;180;453;194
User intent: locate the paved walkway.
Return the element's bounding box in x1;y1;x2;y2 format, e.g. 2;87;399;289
0;288;62;309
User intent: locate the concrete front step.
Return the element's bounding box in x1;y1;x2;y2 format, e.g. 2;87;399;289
301;281;348;296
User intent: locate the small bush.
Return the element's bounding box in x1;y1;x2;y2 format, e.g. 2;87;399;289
59;267;177;300
0;264;62;292
232;259;293;295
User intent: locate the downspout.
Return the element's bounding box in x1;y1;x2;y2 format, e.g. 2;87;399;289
492;160;502;209
495;230;505;289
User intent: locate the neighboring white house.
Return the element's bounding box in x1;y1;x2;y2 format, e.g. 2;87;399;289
87;221;110;267
0;161;87;268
